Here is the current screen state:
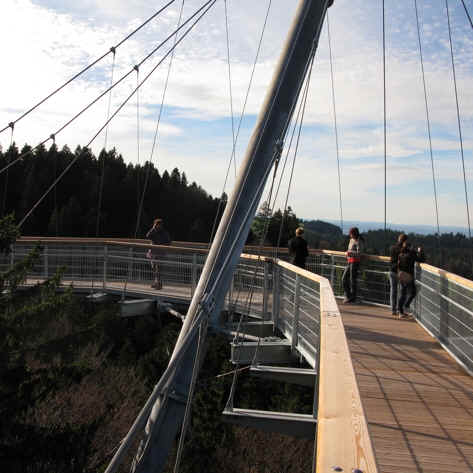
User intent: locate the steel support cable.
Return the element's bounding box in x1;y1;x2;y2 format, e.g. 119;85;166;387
1;126;14;217
327;13;344;234
270;35;319;227
271;82;306;220
96;50;116;237
173;318;208;473
224;0;237;178
225;155;295;412
276;48;315;251
383;0;387;236
225;160;280;339
134;0;186;239
135;66;142;222
208;0;273;246
196;1;328;379
0;0;179;136
414;0;441;243
105;308;207;473
188;0;330;295
446;0;473;267
460;0;473;30
226;54;316;406
0;0;217;178
18;1;217;229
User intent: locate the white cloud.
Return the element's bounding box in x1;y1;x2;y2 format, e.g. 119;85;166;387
0;0;472;229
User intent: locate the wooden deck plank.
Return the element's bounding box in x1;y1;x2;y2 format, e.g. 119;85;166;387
340;303;473;473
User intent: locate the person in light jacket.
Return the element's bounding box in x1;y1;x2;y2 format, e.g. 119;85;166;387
342;227;363;303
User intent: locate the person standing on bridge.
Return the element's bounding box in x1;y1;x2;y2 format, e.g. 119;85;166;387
389;233;408;316
288;227;309;269
397;241;425;318
146;218;171;289
342;227;363;303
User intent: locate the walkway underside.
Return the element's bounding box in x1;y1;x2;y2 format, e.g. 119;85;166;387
340;303;473;473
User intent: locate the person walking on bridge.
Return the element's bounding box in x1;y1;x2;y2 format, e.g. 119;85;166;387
342;227;363;303
288;227;309;269
146;218;171;289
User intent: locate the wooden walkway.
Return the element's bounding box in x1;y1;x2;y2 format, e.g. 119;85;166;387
340;303;473;473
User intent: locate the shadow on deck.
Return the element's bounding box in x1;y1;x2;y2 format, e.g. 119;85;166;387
339;302;473;473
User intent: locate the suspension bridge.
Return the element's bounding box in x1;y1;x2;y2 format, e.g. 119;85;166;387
1;1;473;472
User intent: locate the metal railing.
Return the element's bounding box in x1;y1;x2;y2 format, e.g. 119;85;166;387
3;238;379;471
6;239;473;375
415;263;473;374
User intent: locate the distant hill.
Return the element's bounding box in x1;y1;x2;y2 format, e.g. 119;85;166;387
302;219;343;249
324;219;470;236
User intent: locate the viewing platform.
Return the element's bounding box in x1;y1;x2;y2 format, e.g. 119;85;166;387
341;303;473;473
4;237;473;472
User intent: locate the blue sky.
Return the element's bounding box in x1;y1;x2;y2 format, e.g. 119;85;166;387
0;0;472;232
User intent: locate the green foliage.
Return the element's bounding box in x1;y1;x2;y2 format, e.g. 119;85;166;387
0;213;20;253
0;143;222;241
251;203;301;247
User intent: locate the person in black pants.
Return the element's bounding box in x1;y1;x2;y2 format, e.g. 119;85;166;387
342;227;363;303
389;233;408;316
288;227;309;269
397;242;425;318
146;218;171;289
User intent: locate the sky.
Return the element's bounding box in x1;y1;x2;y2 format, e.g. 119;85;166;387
0;0;472;233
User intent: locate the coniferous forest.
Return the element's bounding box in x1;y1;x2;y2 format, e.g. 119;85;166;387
0;143;224;241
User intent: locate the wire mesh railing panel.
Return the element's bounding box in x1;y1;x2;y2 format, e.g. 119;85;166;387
230;259;266;318
415;266;473;373
295;277;320;366
278;269;297;341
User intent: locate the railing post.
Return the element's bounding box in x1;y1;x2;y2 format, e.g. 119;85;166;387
272;264;280;328
128;247;133;283
292;274;301;352
263;259;269;319
191;253;197;297
330;254;335;288
43;245;48;279
103;244;108;289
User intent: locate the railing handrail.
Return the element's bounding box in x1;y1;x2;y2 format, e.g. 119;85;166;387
420;262;473;291
19;236;391;260
316;276;378;472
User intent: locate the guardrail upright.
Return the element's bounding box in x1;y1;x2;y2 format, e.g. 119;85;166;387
43;244;48;279
191;253;198;297
263;259;269;320
103;244;108;290
272;263;280;327
292;274;301;353
330;254;335;287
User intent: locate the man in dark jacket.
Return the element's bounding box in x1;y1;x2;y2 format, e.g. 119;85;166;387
288;227;309;269
389;233;407;315
397;242;425;318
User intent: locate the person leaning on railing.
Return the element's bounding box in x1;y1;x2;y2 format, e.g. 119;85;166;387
342;227;364;304
389;233;407;316
146;218;171;290
288;227;309;269
397;241;425;318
